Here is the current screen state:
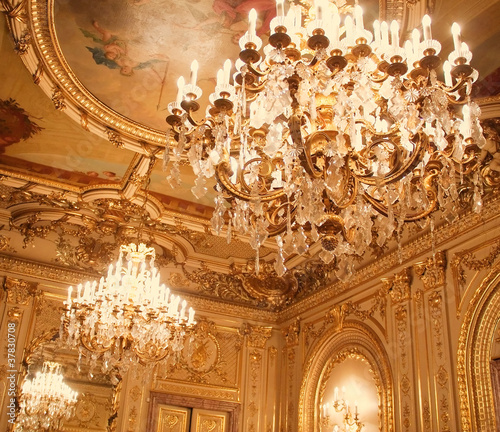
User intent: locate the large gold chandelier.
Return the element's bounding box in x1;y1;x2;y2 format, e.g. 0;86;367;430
15;362;78;431
60;243;196;375
164;0;485;277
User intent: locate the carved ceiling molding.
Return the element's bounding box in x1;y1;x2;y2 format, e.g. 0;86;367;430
279;196;500;322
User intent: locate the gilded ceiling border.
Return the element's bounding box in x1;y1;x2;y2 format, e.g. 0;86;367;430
0;252;278;322
457;260;500;431
297;321;394;432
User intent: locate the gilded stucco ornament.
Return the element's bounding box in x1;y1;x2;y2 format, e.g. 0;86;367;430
383;268;411;304
414;251;447;291
4;276;39;305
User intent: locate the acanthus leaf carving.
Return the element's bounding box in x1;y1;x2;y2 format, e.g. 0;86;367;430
414;251;447;291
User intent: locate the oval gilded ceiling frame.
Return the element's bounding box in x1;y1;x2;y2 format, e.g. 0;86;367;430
3;0;408;155
298;320;394;432
6;0;168;154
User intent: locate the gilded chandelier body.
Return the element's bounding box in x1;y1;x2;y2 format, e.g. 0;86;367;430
165;0;485;277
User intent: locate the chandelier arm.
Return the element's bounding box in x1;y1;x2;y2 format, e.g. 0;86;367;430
301;131;336;178
440;76;474;101
244;80;267;93
369;70;390;83
246;62;269;77
353;132;427;186
185;110;207;128
215;160;286;203
265;200;294;235
80;332;116;354
329;172;359;210
362;162;440;222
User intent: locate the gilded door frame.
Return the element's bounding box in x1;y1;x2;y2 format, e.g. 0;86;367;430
146;392;240;432
298;321;394;432
457;260;500;431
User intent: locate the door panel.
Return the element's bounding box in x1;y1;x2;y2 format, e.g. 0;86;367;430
157;405;190;432
190;408;228;432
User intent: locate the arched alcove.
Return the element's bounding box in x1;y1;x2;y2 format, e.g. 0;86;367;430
458;260;500;431
298;321;394;432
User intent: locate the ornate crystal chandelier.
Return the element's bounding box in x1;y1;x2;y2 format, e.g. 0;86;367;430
60;243;196;374
15;361;78;431
164;0;486;277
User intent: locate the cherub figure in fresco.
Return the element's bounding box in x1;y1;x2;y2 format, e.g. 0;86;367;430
191;0;277;42
80;21;164;76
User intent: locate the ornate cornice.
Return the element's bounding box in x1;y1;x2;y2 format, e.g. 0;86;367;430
279;196;500;322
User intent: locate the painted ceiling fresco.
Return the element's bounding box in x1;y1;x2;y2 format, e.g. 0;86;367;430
54;0;261;131
0;24;132;186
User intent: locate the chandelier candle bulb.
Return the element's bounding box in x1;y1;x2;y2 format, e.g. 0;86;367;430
334;386;339;401
345;15;354;45
315;0;325;21
180;299;187;320
188;307;195;325
330;12;340;43
190;60;199;87
176;76;185;104
443;61;452;86
404;40;413;66
249;8;257;38
276;0;284;17
452;22;461;51
422;14;432;41
67;286;72;305
223;59;231;86
380;21;389;51
390;20;399;48
354;5;364;34
412;28;420;58
373;20;380;45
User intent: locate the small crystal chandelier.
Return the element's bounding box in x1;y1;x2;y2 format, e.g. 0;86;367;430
165;0;487;278
321;387;363;431
60;243;196;374
15;361;78;431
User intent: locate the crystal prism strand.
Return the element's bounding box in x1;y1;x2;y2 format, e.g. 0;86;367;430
274;235;287;276
191;172;208;199
226;219;232;244
163;129;171;171
472;171;483;213
283;202;295;256
430;215;437;261
293;226;309;255
211;186;227;235
470;103;486;148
